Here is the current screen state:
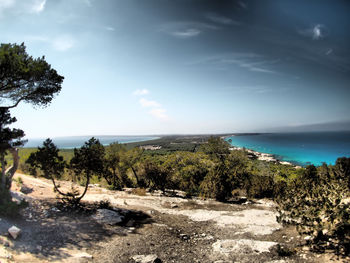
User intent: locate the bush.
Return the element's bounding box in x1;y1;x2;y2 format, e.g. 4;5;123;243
142;159;172;194
276;161;350;255
0;189;27;217
13;176;23;187
245;174;275;198
200;163;231;201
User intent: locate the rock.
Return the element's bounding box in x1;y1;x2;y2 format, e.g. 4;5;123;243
126;219;135;227
73;252;93;259
170;203;178;208
212;239;277;254
20;185;32;194
132;254;162;263
51;207;60;212
127;227;136;233
92;209;124;225
8;226;21;239
180;234;189;240
302;246;310;251
304;235;312;241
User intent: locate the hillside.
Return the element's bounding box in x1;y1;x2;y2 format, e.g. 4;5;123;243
0;173;345;263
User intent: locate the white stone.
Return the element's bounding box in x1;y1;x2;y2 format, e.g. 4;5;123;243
73;252;93;259
132;254;161;263
166;208;281;235
92;209;124;225
212;239;277;254
8;225;21;239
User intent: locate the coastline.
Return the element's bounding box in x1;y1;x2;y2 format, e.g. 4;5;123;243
23;135;160;149
229;146;302;169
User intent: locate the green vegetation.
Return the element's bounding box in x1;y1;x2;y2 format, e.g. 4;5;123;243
276;159;350;255
23;135;350;255
0;42;63;216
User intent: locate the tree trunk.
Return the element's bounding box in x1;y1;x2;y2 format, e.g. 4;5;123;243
1;156;6;190
4;148;19;190
131;166;140;185
50;175;71;197
76;172;90;203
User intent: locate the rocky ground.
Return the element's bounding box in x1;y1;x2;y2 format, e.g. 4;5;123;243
0;173;347;263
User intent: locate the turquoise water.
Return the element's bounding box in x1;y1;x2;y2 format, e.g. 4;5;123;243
225;132;350;166
24;136;159;149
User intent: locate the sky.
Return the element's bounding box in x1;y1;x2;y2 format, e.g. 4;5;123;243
1;0;350;138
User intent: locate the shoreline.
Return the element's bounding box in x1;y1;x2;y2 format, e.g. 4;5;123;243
21;136;161;149
229;146;303;169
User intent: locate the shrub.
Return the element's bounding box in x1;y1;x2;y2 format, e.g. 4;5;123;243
200;163;231;201
13;176;23;187
276;161;350;255
0;189;27;217
245;174;275;198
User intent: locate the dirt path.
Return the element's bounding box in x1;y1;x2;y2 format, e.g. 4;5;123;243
0;173;345;263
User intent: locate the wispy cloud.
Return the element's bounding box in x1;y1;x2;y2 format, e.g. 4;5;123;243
205;13;241;26
0;0;46;16
105;26;115;31
298;24;328;40
0;0;15;15
52;35;75;51
189;53;279;74
325;48;333;55
26;34;75;51
82;0;92;7
31;0;46;13
139;98;161;108
238;1;248;9
133;89;149;96
136;91;169;120
242;86;274;94
159;22;218;39
149;108;168;121
226;85;289;95
172;28;201;38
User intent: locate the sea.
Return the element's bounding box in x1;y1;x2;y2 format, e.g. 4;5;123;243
225;131;350;167
23;136;159;149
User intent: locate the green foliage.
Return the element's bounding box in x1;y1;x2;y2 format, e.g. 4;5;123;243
170;152;213;197
0;108;25;191
142;158;172;194
0;43;63;108
70;137;105;179
199;136;230;161
0;188;27;217
1;42;63;199
103;142;127;189
125;135;209;153
123;147;145;187
13;176;23;186
200;163;230;201
68;137;105;204
199;139;248;201
18;134;350;255
276;161;350;255
0;108;25;151
26;138;66;180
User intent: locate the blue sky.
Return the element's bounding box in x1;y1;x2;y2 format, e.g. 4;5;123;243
1;0;350;138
